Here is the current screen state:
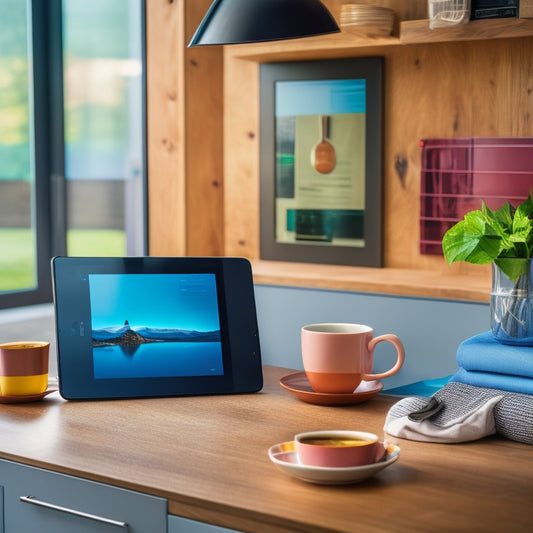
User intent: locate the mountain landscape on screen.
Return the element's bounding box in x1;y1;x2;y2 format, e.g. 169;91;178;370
93;320;221;348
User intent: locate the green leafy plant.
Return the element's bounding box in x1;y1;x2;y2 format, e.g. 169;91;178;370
442;194;533;342
442;195;533;282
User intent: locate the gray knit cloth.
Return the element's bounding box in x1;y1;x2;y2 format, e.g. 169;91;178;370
386;381;533;445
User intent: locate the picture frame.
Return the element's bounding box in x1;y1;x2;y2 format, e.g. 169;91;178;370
259;57;384;267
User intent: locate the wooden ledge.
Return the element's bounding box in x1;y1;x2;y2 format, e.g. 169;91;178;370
228;32;400;62
227;18;533;63
251;260;491;303
400;17;533;44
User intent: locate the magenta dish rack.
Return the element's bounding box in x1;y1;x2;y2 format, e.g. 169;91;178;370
420;137;533;255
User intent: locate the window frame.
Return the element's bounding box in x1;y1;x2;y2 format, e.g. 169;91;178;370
0;0;148;309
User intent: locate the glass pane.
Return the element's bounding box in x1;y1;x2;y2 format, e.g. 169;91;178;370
62;0;144;257
0;0;36;293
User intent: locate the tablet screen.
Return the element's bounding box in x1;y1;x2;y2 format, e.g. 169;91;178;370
52;257;263;400
89;273;224;380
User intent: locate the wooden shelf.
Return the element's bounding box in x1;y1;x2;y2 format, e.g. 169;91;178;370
230;17;533;63
231;32;400;62
223;16;533;303
146;1;531;304
251;260;491;303
400;17;533;44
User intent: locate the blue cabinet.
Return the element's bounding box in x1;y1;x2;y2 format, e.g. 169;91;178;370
0;459;167;532
0;459;241;533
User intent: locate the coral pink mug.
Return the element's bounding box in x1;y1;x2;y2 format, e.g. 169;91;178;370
301;323;405;394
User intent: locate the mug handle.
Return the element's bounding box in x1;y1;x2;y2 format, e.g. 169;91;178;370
362;334;405;381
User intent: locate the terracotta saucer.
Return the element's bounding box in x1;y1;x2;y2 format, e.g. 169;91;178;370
279;372;383;406
0;388;58;404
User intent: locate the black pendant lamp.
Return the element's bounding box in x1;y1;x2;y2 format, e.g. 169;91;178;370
188;0;340;47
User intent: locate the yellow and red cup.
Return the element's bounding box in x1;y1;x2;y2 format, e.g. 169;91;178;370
0;342;49;396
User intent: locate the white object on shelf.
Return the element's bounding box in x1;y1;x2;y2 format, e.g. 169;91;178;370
428;0;471;29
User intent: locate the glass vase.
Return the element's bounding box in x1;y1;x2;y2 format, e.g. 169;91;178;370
490;259;533;346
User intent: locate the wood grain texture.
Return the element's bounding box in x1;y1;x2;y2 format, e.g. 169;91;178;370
401;18;533;43
521;0;533;19
383;41;474;272
223;54;261;259
184;1;224;256
0;366;531;533
324;0;428;24
222;34;533;292
147;1;532;300
146;0;186;256
250;260;491;302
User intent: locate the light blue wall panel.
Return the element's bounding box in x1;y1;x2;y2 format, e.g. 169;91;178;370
254;284;489;389
168;514;238;532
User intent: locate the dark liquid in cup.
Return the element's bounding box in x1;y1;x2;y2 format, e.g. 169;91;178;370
299;437;373;447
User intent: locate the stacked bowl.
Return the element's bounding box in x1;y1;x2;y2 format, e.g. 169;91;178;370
339;4;395;37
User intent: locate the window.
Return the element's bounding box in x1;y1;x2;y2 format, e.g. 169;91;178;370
62;0;146;257
0;0;146;309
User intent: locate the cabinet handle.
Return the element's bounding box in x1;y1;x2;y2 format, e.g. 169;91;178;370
20;495;129;529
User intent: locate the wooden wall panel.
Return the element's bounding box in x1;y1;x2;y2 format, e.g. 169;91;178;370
224;36;533;284
385;38;533;275
184;1;224;256
514;39;533;135
223;57;261;259
469;38;533;138
146;0;186;256
384;41;475;273
147;0;532;298
147;0;223;257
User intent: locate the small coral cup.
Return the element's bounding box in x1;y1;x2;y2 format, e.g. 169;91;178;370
0;342;49;396
295;430;386;468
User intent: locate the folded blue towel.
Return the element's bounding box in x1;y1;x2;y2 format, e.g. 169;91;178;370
457;331;533;378
451;367;533;395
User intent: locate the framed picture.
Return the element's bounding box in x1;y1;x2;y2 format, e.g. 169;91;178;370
259;57;383;267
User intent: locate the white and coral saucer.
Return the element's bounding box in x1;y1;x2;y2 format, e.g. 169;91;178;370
268;441;400;485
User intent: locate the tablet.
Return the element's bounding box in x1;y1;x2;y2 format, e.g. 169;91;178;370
51;257;263;400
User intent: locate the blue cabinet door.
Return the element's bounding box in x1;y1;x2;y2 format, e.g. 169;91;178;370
0;460;167;533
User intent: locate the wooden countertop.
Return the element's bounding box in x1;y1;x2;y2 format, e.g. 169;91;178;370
0;365;531;532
